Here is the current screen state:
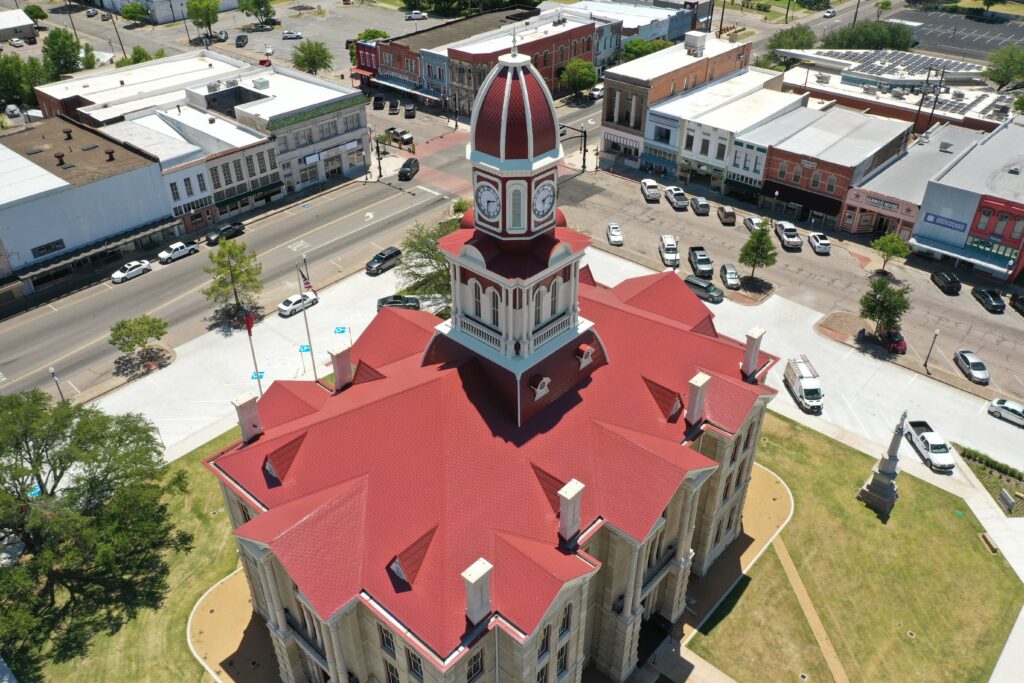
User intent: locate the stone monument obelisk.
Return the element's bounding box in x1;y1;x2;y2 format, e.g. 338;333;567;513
858;410;906;520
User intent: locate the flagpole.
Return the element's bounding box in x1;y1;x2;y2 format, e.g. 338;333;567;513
298;258;319;384
244;309;264;396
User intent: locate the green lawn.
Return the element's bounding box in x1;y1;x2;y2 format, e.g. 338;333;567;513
689;545;834;682
44;430;242;683
957;1;1024;16
694;412;1023;683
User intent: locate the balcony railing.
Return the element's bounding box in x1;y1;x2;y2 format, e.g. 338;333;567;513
283;607;326;659
533;315;571;348
458;316;502;349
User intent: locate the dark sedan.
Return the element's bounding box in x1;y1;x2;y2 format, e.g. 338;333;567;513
930;271;961;295
206;222;245;245
972;287;1005;313
377;295;421;312
1011;294;1024;317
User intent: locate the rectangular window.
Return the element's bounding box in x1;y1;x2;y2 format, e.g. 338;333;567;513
183;177;194;196
379;624;396;655
685;132;694;151
826;175;837;193
556;646;567;675
296;129;313;147
559;604;571;636
792;166;802;184
407;649;423;680
810;171;821;189
222;163;232;184
716;142;726;161
754;156;762;173
279;137;289;152
246;156;256;177
700;138;710;156
995;213;1010;237
233;159;243;180
384;660;400;683
777;161;787;180
467;650;484;682
197;173;207;192
211;166;221;189
539;625;550;658
320;120;338;139
170;181;180;201
1011;216;1024;241
268;148;277;169
537;667;547;683
257;152;267;174
653;126;671;144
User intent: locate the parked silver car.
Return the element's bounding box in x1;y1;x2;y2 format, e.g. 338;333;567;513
988;398;1024;427
954;349;990;385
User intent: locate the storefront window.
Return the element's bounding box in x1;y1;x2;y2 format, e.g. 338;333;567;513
976;208;993;232
1011;216;1024;241
994;213;1010;237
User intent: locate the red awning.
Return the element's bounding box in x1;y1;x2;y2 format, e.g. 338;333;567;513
350;68;374;77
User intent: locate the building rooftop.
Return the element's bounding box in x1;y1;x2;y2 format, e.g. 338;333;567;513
220;69;359;123
444;11;594;56
0;118;154;206
774;106;912;167
0;8;32;31
605;33;736;84
538;0;678;30
935;116;1024;203
860;122;985;205
774;49;986;84
692;88;805;134
102;118;203;167
648;69;777;122
385;6;539;53
738;106;826;148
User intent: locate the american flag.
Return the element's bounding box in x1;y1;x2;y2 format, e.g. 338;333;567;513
298;266;316;295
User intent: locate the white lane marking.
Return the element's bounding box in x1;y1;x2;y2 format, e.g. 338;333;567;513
309;195;444;253
0;371;6;383
48;304;59;312
415;185;441;196
288;239;311;252
67;380;80;394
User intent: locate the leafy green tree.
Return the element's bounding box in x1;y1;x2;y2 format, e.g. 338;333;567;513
186;0;220;39
821;21;914;50
451;198;472;215
108;315;168;356
859;277;911;334
396;217;460;296
875;0;892;19
292;41;333;75
349;28;388;63
0;54;25;106
23;4;47;25
20;57;48;105
982;0;998;9
738;219;778;279
0;390;193;681
621;38;673;62
42;27;81;81
238;0;276;26
81;44;98;71
870;232;911;273
561;58;598;98
202;239;264;317
120;1;151;24
983;45;1024;90
767;24;817;69
1013;93;1024;115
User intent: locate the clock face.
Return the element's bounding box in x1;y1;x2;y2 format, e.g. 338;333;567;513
475;184;501;220
532;182;556;219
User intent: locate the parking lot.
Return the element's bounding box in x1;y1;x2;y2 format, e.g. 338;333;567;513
894;9;1024;61
557;169;1024;401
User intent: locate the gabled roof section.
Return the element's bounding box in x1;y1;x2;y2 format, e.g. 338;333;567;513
612;273;715;331
392;526;438;586
256;380;331;429
264;432;306;483
352;360;387;385
578;264;597;286
642;377;683;423
531;463;566;514
351;307;440;368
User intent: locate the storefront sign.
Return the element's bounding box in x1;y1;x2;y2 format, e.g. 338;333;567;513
303;153;321;165
923;212;968;233
649;113;680;129
866;195;900;212
800;160;817;169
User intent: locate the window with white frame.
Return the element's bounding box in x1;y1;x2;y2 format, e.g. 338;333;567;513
491;290;499;326
559;604;571;636
534;287;545;327
467;649;484;682
211;166;221;189
222;162;232;184
473;282;482;319
257;152;267;174
539;625;550;658
384;659;400;683
407;649;424;680
810;170;821;189
556;645;568;675
378;624;396;655
296;129;313;147
246;155;256;177
183;177;194;197
826;175;837;193
170;182;180;201
197;173;207;192
320;120;338;139
549;280;559;317
537;667;547;683
777;161;788;180
268;148;277;169
511;188;524;231
791;165;802;184
233;159;244;180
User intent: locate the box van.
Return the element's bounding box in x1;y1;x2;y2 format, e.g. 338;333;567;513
783;356;823;413
641;179;660;201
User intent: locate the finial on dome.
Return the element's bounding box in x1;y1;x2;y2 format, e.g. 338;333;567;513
511;25;518;57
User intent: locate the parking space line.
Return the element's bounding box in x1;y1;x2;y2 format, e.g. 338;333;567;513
48;303;59;312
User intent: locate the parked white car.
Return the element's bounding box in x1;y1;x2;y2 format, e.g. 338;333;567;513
640;179;660;201
824;9;837;18
808;232;831;254
8;38;24;48
664;186;688;209
589;83;605;100
743;215;767;232
775;221;803;250
607;223;624;246
988;398;1024;427
658;234;680;267
720;263;741;290
406;10;429;19
111;260;151;284
282;30;303;39
278;292;318;317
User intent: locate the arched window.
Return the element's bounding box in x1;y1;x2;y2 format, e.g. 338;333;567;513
810;170;821;189
534;287;545;326
571;40;577;58
550;280;560;317
472;282;482;319
976;208;993;232
491;290;500;326
511;189;523;230
543;51;550;67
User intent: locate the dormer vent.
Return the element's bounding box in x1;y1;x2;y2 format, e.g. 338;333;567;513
576;343;595;369
530;375;551;400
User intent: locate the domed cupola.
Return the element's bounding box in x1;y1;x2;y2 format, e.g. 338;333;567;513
470;51;561;166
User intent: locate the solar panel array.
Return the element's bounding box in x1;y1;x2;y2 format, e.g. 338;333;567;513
979;95;1015;120
921;93;987;115
818;50;983;76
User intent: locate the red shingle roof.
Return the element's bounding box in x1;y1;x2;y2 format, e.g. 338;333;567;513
207;272;775;659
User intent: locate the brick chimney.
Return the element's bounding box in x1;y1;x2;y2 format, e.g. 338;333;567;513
328;346;353;392
558;479;585;543
686;373;711;426
461;558;493;626
741;327;766;379
233;393;264;443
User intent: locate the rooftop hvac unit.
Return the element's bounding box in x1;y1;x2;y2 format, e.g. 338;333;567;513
1009;166;1021;175
207;81;221;93
892;89;905;99
995;104;1010;114
223;78;240;88
863;85;877;94
815;73;831;84
252;78;271;90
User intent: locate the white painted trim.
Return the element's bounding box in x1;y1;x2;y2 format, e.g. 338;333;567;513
186;566;244;683
520;65;535;160
500;66;513;161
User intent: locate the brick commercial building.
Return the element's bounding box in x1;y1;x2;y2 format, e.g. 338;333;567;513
601;32;751;166
761;106;911;227
207;49;777;683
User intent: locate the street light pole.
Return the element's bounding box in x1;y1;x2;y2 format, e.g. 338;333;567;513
110;13;128;60
49;366;65;401
63;0;79;41
924;328;939;374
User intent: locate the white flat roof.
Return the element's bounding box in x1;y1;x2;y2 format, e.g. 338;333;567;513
230;72;353;121
775;107;911;166
649;69;776;122
0;9;32;31
540;1;678;29
160;106;265;148
0;143;68;207
84;90;188;124
443;12;593;55
937;116;1024;203
103;119;202;166
605;35;736;82
693;89;804;134
739;107;826;148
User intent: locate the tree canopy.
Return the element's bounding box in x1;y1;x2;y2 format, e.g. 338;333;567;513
42;28;81;81
349;29;388;63
767;25;817;69
120;1;151;24
859;277;911;334
23;4;47;24
738;220;778;279
821;21;914;51
109;315;168;356
875;0;892;19
870;233;911;273
983;45;1024;91
396;217;460;297
621;38;673;62
0;390;193;681
238;0;276;26
292;41;333;76
116;45;166;68
561;58;598;98
202;239;264;317
186;0;219;38
1013;93;1024;115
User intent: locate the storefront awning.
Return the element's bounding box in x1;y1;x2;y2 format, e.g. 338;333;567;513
215;181;285;209
369;78;441;102
17;220;175;280
350;68;374;77
761;180;843;216
909;236;1015;279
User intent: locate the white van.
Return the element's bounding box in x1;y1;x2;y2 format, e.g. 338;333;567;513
641;179;660;201
783;356;823;413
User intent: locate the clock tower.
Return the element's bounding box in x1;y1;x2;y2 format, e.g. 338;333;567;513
430;47;606;426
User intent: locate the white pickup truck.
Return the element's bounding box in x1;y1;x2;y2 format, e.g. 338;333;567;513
157;240;199;264
904;420;956;471
783;356;823;413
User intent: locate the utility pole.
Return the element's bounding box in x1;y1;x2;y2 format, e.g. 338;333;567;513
720;0;727;34
785;0;792;24
852;0;862;27
297;259;319;384
912;68;933;133
63;0;79;41
376;137;383;179
926;70;945;130
110;13;128;59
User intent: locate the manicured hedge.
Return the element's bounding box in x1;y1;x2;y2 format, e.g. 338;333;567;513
954;443;1024;481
